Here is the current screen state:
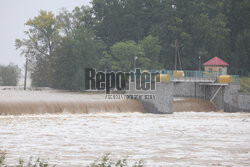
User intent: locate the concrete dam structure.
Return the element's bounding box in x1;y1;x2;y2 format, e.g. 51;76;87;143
0;75;248;115
126;82;229;114
126;82;174;114
174;82;249;112
126;69;248;113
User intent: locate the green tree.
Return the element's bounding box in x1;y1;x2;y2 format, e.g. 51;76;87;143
15;0;250;91
110;40;145;71
150;0;230;70
49;5;105;90
91;0;158;46
15;10;61;86
51;27;104;90
100;36;162;72
226;0;250;75
139;35;162;70
99;51;114;71
57;6;94;37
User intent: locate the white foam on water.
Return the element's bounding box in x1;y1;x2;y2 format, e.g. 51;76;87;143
0;112;250;166
0;90;249;166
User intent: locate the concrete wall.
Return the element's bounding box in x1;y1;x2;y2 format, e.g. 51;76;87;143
174;82;224;110
173;82;223;109
238;94;250;112
223;84;240;112
173;82;250;112
214;84;250;113
127;81;249;113
127;82;174;114
174;82;204;98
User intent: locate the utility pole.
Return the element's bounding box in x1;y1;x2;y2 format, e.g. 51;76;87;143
134;56;138;71
174;40;177;70
198;51;207;71
24;57;28;90
199;56;201;71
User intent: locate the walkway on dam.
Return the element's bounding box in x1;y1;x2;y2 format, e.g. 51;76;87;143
172;77;216;83
154;70;239;84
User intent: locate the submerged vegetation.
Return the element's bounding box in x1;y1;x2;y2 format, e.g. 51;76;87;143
0;151;49;167
0;152;145;167
15;0;250;90
88;153;145;167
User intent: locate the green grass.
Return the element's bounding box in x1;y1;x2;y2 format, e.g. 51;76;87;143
240;77;250;93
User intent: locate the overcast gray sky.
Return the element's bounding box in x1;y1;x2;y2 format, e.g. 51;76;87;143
0;0;90;72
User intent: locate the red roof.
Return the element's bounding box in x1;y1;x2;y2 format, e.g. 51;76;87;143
203;57;229;66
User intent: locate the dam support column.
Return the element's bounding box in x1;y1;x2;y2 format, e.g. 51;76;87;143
127;82;174;114
224;84;240;112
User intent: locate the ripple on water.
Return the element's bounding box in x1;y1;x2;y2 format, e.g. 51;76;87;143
0;112;250;166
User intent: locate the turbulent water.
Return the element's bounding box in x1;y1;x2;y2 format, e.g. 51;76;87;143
0;90;145;115
0;112;250;166
0;90;249;166
174;98;216;112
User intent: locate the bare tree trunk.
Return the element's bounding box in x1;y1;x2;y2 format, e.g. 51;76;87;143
24;58;28;90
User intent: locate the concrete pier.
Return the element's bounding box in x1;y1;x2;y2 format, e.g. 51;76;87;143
127;82;174;114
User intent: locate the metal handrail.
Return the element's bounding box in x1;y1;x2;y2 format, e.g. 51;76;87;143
147;70;239;84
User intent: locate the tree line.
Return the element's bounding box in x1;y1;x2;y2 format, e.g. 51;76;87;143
0;63;21;86
16;0;250;90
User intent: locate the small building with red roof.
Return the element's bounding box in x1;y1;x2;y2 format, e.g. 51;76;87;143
203;57;229;75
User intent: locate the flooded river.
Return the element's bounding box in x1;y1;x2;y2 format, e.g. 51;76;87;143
0;112;250;166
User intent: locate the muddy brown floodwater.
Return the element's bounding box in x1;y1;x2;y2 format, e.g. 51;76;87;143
0;112;250;166
0;90;249;166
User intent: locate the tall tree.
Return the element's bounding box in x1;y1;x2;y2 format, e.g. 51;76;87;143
91;0;158;46
15;10;61;86
57;6;94;37
139;35;162;70
109;40;145;71
226;0;250;75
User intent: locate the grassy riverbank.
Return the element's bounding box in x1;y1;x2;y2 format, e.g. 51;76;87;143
240;77;250;93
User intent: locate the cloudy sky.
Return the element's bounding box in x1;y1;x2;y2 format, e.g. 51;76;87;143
0;0;90;72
